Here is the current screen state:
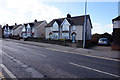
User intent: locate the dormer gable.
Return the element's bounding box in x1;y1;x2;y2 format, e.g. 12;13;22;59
27;24;31;28
52;21;59;31
53;21;59;27
60;19;71;27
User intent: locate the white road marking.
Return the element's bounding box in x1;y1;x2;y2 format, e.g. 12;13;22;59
1;64;17;79
2;51;44;78
69;62;120;78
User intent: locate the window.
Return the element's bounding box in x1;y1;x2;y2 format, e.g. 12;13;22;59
27;28;31;33
62;25;69;31
53;33;59;39
52;25;58;31
73;26;75;31
50;27;52;32
62;33;69;39
52;22;59;31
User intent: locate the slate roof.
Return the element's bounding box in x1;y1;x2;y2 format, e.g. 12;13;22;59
112;16;120;21
46;15;92;28
24;21;45;28
12;24;22;30
3;25;14;30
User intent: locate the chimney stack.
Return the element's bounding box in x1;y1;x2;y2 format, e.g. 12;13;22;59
67;14;71;18
34;19;37;23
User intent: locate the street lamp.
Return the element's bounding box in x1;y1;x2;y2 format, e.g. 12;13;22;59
83;0;87;48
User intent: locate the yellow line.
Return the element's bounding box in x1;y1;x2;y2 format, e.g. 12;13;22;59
46;48;120;62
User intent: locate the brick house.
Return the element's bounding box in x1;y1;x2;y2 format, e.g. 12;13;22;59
112;16;120;50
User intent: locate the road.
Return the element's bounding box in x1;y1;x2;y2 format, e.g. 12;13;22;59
0;39;120;79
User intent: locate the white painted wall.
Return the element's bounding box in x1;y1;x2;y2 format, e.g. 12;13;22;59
75;25;83;40
45;27;51;39
36;21;47;38
33;21;47;38
22;25;26;32
61;19;70;26
13;25;22;37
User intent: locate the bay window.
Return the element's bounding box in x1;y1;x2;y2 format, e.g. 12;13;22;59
53;33;59;39
62;33;69;39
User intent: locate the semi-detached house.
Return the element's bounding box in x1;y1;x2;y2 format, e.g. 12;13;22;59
22;20;47;38
45;14;92;42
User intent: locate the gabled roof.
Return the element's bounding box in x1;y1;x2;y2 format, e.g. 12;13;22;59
34;21;45;28
23;21;45;28
112;16;120;21
46;15;92;28
13;24;22;30
3;25;14;30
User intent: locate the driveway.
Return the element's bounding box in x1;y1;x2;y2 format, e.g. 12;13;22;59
90;46;112;51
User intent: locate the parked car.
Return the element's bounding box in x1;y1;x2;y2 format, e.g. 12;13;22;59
98;38;110;45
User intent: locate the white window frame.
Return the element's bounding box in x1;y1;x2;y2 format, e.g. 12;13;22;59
73;26;76;31
52;21;59;31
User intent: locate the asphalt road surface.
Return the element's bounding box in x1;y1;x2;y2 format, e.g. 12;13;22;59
0;39;120;79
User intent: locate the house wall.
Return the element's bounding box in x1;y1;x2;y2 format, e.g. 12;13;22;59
13;26;22;37
0;25;2;38
3;26;11;38
37;21;47;38
71;25;83;40
112;20;120;50
45;27;51;39
34;28;37;37
86;18;92;40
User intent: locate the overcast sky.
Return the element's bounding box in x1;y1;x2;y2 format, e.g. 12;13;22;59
0;0;119;34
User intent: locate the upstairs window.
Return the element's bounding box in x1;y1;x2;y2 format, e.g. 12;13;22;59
62;25;69;31
73;26;75;31
52;22;59;31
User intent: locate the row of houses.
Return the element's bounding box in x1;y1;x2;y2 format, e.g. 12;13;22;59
1;14;119;50
2;20;47;38
2;14;93;42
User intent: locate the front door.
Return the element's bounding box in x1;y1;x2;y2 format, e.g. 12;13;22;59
72;34;76;43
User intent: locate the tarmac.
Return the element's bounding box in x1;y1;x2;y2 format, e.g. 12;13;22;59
2;38;120;60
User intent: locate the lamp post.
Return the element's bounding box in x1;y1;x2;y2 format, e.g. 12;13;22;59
83;0;87;48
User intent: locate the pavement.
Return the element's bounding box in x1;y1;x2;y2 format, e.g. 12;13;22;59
3;39;120;60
